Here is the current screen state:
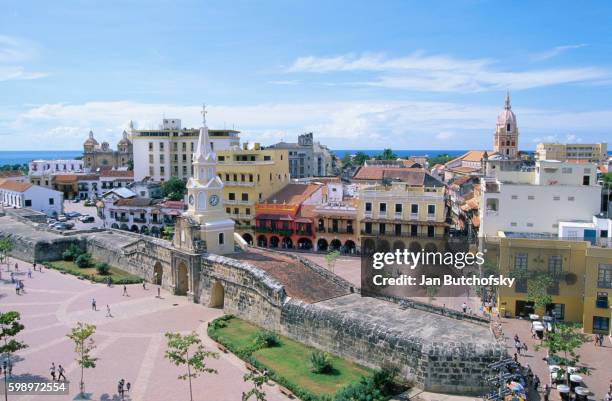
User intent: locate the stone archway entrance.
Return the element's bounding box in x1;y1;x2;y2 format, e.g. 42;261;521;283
176;262;189;295
210;280;225;308
153;262;163;286
242;233;253;245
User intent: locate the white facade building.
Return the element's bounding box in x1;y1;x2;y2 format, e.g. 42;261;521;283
131;117;240;182
558;215;611;245
0;181;63;217
479;160;602;237
29;159;85;177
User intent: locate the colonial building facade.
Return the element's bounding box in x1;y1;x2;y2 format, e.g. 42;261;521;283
83;129;133;170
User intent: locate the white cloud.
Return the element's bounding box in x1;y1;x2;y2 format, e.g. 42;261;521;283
288;52;609;92
530;44;587;62
0;35;47;82
3;100;611;151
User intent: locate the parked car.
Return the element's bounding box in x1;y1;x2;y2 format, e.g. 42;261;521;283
51;222;68;230
57;215;68;222
84;199;95;207
71;198;80;203
65;211;81;218
79;215;95;223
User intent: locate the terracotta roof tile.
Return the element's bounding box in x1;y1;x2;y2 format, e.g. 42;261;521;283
266;183;321;205
0;180;33;192
100;170;134;178
0;170;25;178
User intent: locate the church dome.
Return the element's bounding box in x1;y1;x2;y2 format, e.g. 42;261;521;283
117;130;131;146
496;93;517;129
84;130;99;146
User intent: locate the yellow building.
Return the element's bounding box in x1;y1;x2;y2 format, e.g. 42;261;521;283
355;167;448;251
216;144;289;240
493;234;612;334
583;246;612;334
535;142;608;163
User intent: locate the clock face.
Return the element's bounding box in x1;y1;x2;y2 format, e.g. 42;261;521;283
188;194;194;206
209;194;219;206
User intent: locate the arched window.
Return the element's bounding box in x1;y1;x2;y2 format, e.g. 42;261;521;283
218;232;224;245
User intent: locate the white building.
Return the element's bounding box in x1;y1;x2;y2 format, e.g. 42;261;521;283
29;159;85;178
558;214;611;246
0;181;63;217
132;117;241;182
479;160;602;237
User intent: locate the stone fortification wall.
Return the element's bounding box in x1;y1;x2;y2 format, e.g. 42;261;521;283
199;253;286;330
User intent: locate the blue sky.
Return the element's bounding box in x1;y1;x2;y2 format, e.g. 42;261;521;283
1;0;611;150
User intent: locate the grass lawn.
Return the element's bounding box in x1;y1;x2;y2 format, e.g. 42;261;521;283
210;317;372;397
49;260;142;284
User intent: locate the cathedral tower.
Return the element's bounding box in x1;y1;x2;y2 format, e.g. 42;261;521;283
493;92;519;158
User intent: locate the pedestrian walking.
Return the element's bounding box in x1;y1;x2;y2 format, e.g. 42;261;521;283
50;362;56;381
58;364;66;381
10;272;15;283
27;269;32;278
533;375;540;390
91;298;97;311
461;302;467;314
157;286;160;298
122;285;128;296
15;281;20;295
106;304;112;317
33;262;37;271
600;333;605;346
14;262;18;272
515;340;522;355
543;384;550;401
522;342;528;354
142;281;146;290
514;333;520;343
126;382;131;393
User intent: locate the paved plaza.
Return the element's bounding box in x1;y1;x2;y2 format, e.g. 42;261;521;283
0;258;291;401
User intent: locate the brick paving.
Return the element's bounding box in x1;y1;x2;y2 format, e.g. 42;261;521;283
0;257;292;401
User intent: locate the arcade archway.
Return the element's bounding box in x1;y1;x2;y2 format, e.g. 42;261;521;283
210;281;225;308
176;262;189;295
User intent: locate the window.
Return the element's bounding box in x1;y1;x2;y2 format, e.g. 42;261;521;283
365;222;372;234
159;143;164;151
593;316;610;332
562;167;572;174
149;154;154;163
411;225;418;236
245;208;251;215
148;142;153;151
515;253;528;270
568;196;575;201
596;292;609;309
597;264;612;288
395;204;402;213
379;203;386;212
510;222;517;227
379;223;386;234
427;226;435;237
218;232;224;245
553;196;560;201
24;200;32;207
526;223;534;227
241;193;248;201
528;195;535;200
365;202;372;212
226;207;231;214
511;195;518;200
411;204;418;214
228;193;235;201
234;208;239;214
49;198;54;205
583;176;590;186
427;205;435;215
548;256;563;276
395;224;401;236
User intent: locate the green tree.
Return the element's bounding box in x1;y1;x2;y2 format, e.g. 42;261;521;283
353;151;369;166
67;322;98;397
325;250;341;273
1;311;27;401
241;372;267;401
161;177;187;201
527;273;554;313
340;154;353;169
0;238;13;266
427;154;454;166
535;323;590;385
162;226;175;240
377;149;397;161
165;331;219;401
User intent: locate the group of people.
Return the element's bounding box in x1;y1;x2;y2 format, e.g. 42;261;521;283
118;378;131;400
514;334;529;356
49;362;67;381
594;333;606;347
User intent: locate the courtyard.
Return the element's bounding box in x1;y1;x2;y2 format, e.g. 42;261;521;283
0;257;292;401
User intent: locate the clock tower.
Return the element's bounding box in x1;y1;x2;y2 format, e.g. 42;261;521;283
181;105;235;255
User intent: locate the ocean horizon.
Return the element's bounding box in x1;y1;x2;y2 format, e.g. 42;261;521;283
0;149;608;166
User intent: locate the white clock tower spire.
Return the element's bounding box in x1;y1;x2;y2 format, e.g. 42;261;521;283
181;104;235;255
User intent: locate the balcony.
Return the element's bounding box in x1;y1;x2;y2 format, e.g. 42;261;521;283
328;228;354;235
394;212;402;220
410;213;418;220
116;216;130;223
223;181;256;187
426;214;436;221
133;217;147;223
225;199;253;205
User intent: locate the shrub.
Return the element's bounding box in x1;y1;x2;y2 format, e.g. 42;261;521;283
95;262;110;275
334;377;384;401
75;253;92;268
62;244;83;261
372;365;400;396
253;330;280;348
310;350;333;374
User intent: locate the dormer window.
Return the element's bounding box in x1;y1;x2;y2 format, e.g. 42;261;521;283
507;123;511;132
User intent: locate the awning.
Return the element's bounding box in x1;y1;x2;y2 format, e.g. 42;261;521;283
256;214;293;221
295;218;312;223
